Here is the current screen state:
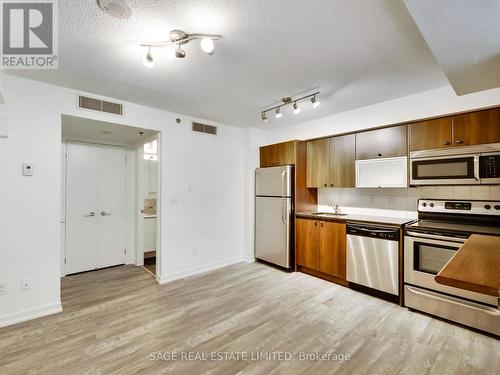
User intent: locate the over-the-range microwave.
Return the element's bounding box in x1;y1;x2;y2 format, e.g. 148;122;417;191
410;143;500;185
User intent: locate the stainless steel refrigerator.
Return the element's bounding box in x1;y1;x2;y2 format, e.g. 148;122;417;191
255;165;293;269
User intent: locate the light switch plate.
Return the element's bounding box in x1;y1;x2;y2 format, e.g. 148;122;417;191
22;163;33;176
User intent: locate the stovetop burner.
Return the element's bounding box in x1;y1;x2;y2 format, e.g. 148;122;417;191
406;219;500;237
406;199;500;237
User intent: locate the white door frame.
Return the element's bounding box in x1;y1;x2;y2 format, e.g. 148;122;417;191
136;133;161;280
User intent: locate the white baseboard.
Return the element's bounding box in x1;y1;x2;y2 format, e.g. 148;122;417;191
157;256;246;284
0;302;62;329
242;255;255;263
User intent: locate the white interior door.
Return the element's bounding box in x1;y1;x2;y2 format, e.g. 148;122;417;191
66;142;126;274
97;145;126;269
65;143;99;274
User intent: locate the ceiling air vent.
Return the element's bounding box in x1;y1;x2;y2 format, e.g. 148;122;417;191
78;95;123;116
192;122;217;136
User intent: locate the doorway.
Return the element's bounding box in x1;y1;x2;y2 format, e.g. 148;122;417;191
139;138;159;276
61;114;160;278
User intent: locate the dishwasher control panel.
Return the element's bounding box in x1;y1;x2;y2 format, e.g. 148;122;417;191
346;223;400;241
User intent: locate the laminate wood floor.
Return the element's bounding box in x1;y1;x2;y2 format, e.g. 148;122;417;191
0;263;498;374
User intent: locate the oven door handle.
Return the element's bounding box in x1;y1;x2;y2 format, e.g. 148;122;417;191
405;231;467;243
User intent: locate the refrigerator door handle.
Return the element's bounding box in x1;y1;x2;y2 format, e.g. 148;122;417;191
281;199;286;224
281;170;286;197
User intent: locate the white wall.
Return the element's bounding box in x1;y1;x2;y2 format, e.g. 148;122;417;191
264;85;500;144
0;74;246;327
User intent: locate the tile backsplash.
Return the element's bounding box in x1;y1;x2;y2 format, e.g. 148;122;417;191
318;185;500;212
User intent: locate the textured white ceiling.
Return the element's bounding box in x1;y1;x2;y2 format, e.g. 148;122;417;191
404;0;500;96
11;0;449;128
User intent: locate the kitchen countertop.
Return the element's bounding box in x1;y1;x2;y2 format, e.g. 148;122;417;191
296;212;415;226
435;234;500;298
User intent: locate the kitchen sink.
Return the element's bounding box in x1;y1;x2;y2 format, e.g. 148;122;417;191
314;212;348;217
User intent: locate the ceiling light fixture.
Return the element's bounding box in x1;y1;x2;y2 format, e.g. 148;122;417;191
142;47;154;68
98;0;132;19
311;94;320;108
260;92;320;122
141;30;221;67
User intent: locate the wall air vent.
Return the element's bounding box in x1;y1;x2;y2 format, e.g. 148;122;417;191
78;95;123;116
192;122;217;136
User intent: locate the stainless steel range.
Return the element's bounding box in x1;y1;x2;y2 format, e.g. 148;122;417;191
404;199;500;335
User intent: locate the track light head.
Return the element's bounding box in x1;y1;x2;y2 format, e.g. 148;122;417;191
200;38;215;54
311;95;320;108
293;102;300;114
275;108;282;119
143;48;154;68
261;112;268;122
175;45;186;58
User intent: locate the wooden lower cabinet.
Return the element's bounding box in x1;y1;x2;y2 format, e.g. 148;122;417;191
296;218;346;280
319;221;346;279
296;218;319;270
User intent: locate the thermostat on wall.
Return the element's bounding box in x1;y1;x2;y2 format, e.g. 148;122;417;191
22;164;33;176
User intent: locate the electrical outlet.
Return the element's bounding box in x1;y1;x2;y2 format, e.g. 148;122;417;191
21;278;32;292
0;282;7;296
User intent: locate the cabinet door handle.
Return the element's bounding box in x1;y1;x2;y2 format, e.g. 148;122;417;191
84;212;96;217
443;141;450;145
323;183;327;187
456;140;463;144
314;221;317;226
377;153;382;157
320;222;324;227
330;184;334;187
101;211;112;216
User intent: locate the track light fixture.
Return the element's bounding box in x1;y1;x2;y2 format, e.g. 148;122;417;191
311;94;320;108
275;108;282;119
143;47;154;68
141;30;221;67
260;92;320;122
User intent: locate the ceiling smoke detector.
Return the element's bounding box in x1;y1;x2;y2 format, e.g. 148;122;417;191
97;0;132;19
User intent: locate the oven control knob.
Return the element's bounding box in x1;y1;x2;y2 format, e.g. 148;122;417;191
422;202;427;207
494;205;500;210
484;204;491;210
429;203;434;207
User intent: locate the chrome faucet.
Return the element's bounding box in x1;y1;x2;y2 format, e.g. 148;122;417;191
328;202;341;214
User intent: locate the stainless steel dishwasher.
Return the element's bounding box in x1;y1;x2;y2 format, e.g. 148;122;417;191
346;222;399;296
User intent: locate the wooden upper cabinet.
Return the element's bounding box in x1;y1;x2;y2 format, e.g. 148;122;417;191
453;108;500;146
356;125;407;160
318;221;346;279
329;134;355;188
276;141;296;165
259;144;277;167
410;117;452;151
306;138;329;188
259;141;296;167
296;218;319;270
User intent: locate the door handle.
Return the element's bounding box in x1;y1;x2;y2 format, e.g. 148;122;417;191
84;212;96;217
101;211;112;216
281;200;286;224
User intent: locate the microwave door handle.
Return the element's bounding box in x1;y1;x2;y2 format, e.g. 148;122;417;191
474;155;480;181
